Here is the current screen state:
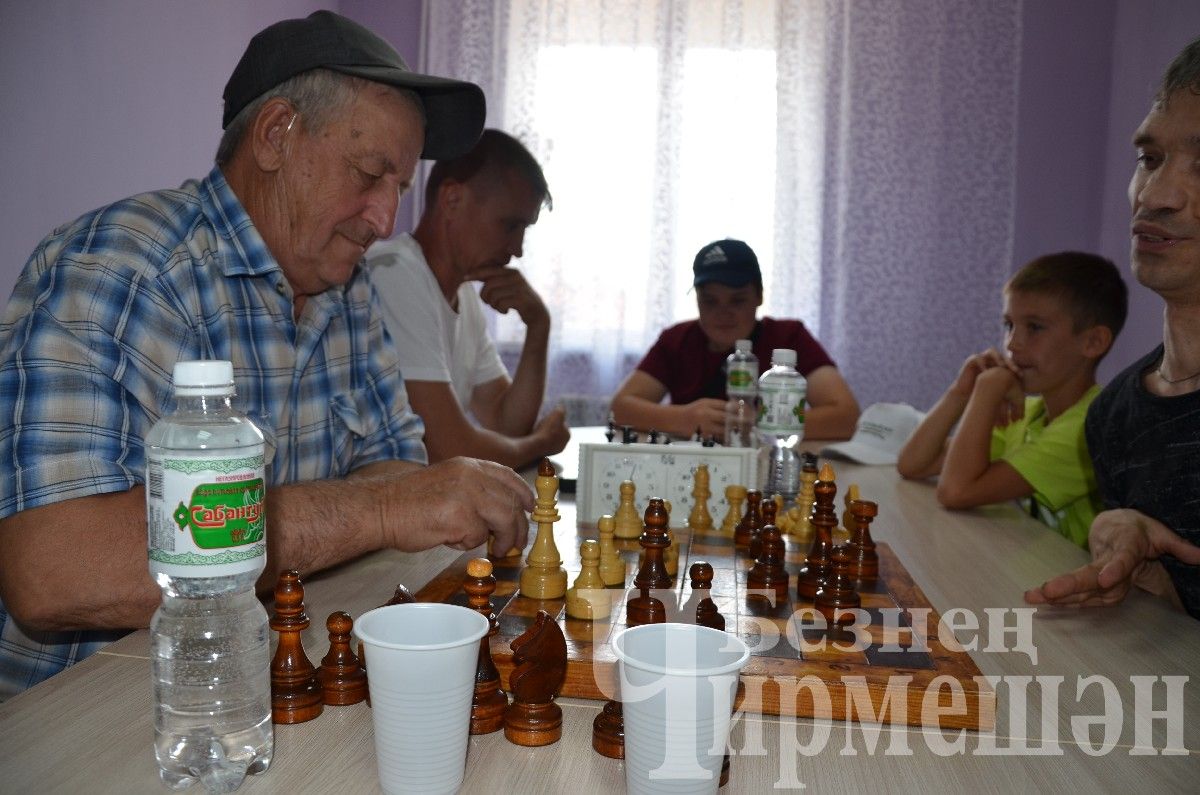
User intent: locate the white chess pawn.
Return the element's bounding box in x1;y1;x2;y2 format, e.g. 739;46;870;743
613;480;642;539
566;540;611;620
596;515;625;587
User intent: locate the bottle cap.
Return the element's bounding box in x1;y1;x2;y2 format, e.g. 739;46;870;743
771;348;797;367
173;360;235;396
734;339;752;353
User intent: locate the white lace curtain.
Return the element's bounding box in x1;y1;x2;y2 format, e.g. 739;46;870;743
419;0;1021;422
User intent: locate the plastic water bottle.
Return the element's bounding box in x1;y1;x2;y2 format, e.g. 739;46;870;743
757;348;807;502
146;360;272;792
724;339;758;448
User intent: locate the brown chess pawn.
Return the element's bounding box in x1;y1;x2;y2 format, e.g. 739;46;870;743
750;498;779;560
464;557;507;734
627;498;672;626
504;610;567;746
846;499;880;582
747;521;790;603
270;570;323;724
317;611;367;706
592;699;626;759
814;545;861;633
734;488;764;548
689;561;726;631
795;465;838;601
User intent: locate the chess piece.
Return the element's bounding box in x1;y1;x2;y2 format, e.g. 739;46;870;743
596;514;626;587
794;454;818;536
599;499;672;761
270;570;323;724
841;483;862;534
649;429;660;444
384;584;416;605
719;484;747;536
751;497;778;560
747;521;790;603
613;480;643;539
592;699;626;759
622;425;637;444
605;415;616;443
796;464;838;601
734;488;764;548
845;499;880;582
357;583;418;704
317;611;368;706
687;465;715;531
689;561;726;631
504;610;568;746
465;558;507;734
520;458;568;599
627;498;671;626
566;540;612;620
650;529;681;579
814;545;861;633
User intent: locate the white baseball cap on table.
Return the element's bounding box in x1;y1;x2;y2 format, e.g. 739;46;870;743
821;402;925;466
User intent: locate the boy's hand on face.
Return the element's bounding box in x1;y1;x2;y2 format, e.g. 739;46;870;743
950;348;1010;400
973;364;1025;427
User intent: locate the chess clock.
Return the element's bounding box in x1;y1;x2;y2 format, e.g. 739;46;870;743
576;442;758;526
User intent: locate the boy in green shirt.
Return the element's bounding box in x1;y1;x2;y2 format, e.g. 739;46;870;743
896;252;1127;547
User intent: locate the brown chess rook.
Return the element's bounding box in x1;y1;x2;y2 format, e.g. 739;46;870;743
689;561;726;631
846;500;880;582
503;611;567;746
317;611;367;706
796;465;838;601
734;488;764;548
465;557;507;734
270;570;323;724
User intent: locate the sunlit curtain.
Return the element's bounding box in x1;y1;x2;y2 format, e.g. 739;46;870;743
420;0;1020;420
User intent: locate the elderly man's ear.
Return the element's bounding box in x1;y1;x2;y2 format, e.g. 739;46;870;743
251;99;300;172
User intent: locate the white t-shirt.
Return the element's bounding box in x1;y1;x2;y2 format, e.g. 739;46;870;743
367;234;508;412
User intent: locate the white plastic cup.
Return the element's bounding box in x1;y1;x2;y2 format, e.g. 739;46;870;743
615;623;751;794
355;603;488;795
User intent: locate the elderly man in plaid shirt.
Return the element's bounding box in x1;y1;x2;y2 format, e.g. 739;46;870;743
0;12;534;700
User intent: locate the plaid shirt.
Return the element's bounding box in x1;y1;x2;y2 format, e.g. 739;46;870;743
0;167;426;699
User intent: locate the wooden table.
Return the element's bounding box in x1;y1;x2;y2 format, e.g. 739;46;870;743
1;460;1196;793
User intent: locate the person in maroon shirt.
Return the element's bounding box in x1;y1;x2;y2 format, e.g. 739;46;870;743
611;239;859;440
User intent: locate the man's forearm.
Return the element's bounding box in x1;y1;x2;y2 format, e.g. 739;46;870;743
495;318;550;435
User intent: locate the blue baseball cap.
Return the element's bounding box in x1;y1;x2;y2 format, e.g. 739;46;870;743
692;239;762;288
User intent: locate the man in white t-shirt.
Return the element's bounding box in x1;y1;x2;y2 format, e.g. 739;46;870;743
368;129;569;469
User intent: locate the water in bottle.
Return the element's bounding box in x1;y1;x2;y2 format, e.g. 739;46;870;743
757;348;807;502
724;339;759;448
146;360;272;792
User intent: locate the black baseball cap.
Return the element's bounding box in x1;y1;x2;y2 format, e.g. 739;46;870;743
222;10;486;160
692;239;762;288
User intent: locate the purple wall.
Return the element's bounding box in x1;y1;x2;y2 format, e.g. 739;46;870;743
0;0;423;302
1012;0;1115;269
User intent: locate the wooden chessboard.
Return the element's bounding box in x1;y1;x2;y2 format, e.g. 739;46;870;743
416;522;996;731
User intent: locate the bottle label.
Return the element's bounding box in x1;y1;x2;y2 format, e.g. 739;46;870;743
758;383;806;434
147;450;266;579
726;363;757;396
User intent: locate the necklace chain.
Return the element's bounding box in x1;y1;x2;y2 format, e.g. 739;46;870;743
1156;364;1200;384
